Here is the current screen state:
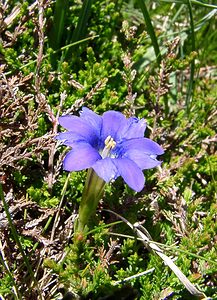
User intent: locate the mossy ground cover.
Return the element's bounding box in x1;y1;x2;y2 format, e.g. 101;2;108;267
0;1;216;299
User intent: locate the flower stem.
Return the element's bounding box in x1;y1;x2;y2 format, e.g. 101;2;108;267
74;168;106;235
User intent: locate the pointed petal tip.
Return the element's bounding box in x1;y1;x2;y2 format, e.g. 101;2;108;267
157;146;164;155
114;158;145;192
58;115;76;129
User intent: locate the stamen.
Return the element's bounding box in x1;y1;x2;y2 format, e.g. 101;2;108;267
101;136;116;158
104;135;112;146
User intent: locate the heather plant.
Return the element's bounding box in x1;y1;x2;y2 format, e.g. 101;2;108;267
0;1;216;299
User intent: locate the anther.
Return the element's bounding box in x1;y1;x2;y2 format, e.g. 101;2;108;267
101;136;116;158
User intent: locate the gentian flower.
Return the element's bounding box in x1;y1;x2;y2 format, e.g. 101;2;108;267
56;107;164;192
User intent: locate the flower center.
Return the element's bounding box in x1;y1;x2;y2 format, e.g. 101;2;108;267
101;135;116;159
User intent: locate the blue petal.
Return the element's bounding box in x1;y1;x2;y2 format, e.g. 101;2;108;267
63;143;101;171
80;107;102;137
58;115;99;145
56;132;86;146
92;157;119;182
120;117;147;140
101;111;127;141
121;138;164;155
113;158;145;192
123;150;162;169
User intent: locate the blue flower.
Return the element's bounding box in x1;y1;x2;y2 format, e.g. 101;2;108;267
56;107;164;192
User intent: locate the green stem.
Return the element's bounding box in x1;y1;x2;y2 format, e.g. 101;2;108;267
75;168;106;234
137;0;162;67
49;0;69;50
186;0;196;114
65;0;93;60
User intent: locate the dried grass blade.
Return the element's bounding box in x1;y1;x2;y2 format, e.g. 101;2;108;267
134;223;205;299
104;209;205;299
